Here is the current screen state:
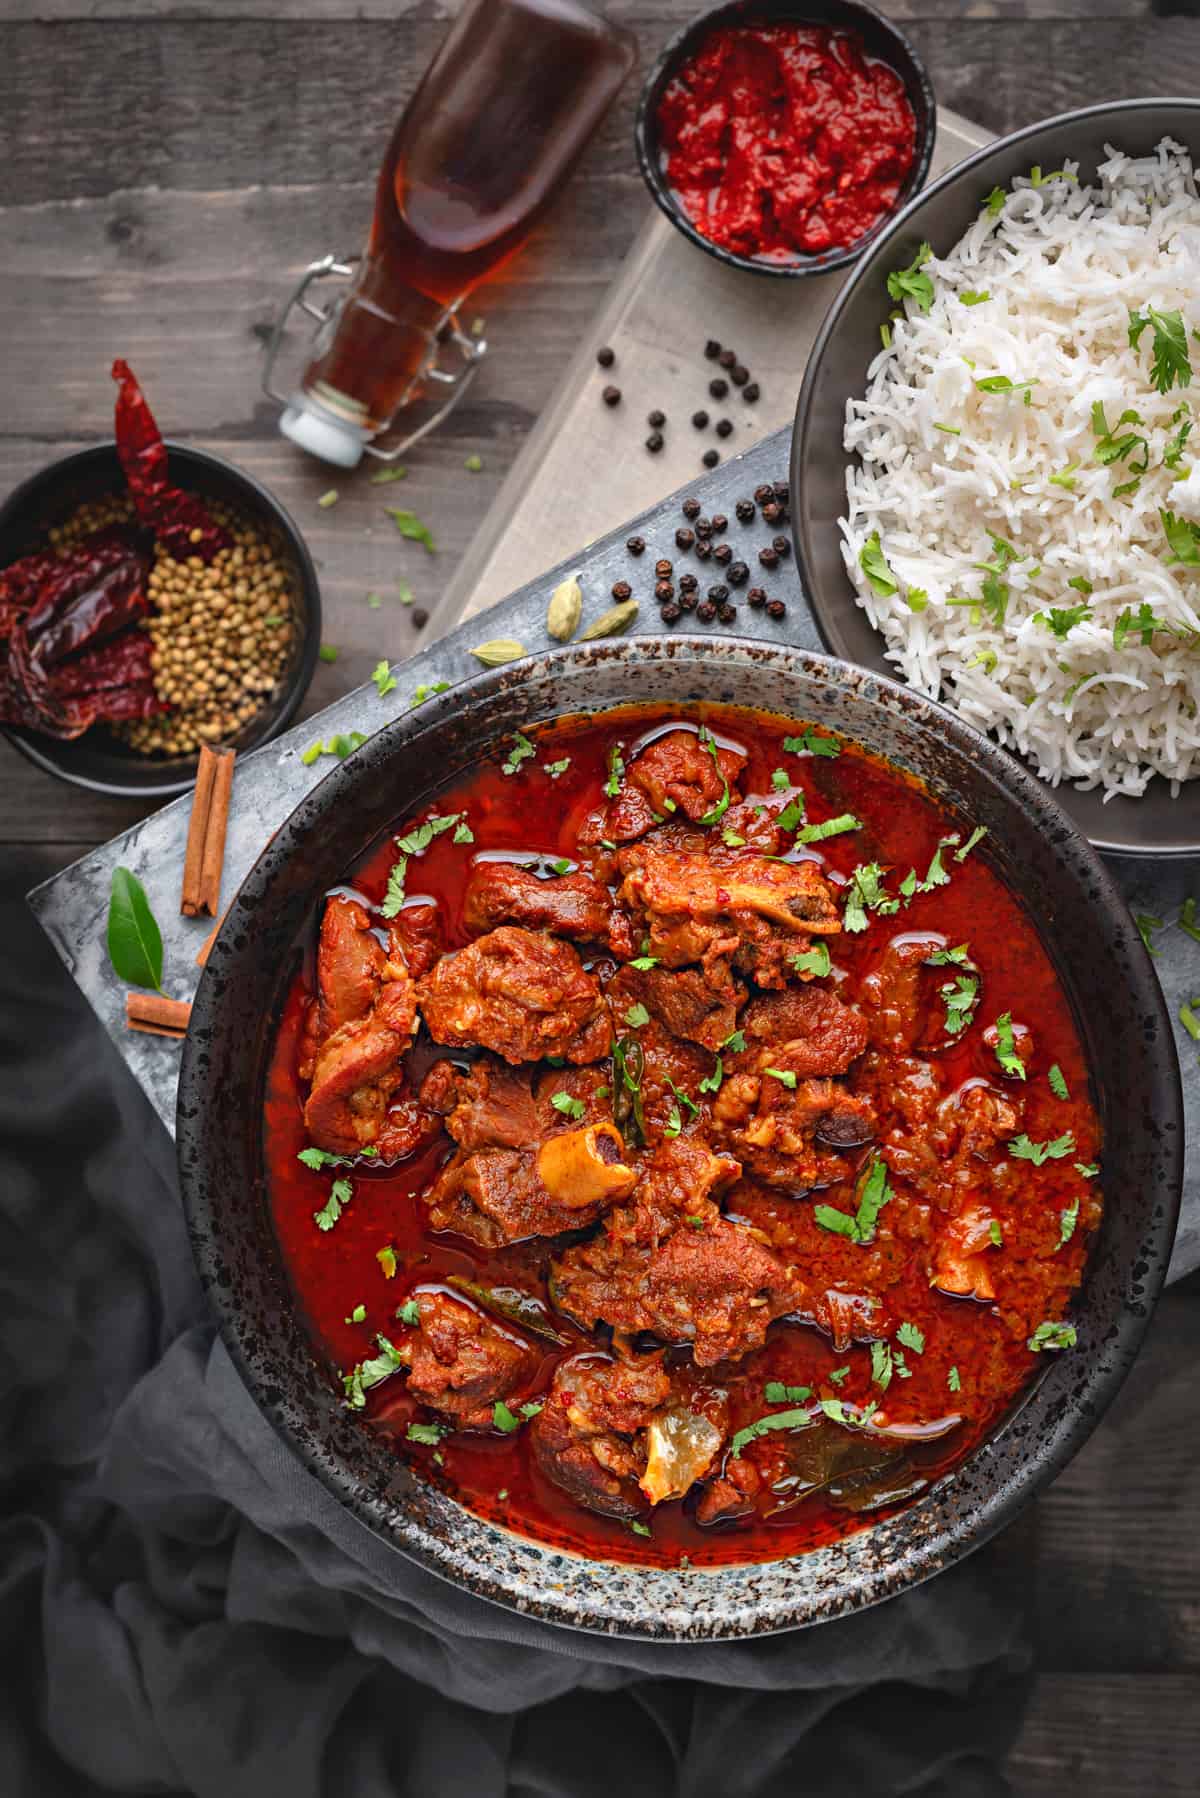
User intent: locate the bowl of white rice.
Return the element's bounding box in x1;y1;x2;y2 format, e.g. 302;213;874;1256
791;98;1200;854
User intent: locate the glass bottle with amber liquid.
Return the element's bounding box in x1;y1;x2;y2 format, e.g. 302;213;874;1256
279;0;636;467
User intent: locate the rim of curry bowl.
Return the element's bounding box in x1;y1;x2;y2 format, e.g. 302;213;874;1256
633;0;938;280
177;637;1183;1640
0;441;322;799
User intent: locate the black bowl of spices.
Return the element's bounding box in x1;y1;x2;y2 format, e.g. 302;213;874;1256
634;0;936;279
0;442;321;798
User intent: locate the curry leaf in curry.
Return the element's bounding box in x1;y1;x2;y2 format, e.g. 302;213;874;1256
107;867;165;994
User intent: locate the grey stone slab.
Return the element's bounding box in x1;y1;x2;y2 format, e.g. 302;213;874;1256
28;428;1200;1283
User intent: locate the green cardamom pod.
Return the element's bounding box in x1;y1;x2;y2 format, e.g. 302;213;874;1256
546;573;583;643
578;600;639;641
469;639;526;668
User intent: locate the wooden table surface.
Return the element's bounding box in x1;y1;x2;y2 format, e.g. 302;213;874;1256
2;1;1198;1789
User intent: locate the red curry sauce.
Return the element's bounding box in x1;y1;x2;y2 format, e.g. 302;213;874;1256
657;23;917;262
263;705;1101;1568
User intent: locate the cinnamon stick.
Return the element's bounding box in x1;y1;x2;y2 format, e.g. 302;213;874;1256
181;744;236;917
126;992;192;1038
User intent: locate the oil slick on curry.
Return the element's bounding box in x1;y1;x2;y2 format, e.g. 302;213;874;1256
263;705;1101;1567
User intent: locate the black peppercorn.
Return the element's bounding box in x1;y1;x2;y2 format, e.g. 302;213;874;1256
646;431;664;453
678;589;697;611
708;378;729;400
682;497;701;519
718;348;737;370
655;580;675;602
731;364;749;387
612;579;633;600
602;385;621;407
727;560;749;586
691;410;710;429
626;535;646;555
747;586;767;610
411;606;429;629
675;527;695;550
766;599;787;620
679;573;699;595
773;481;789;502
743;382;760;403
655;558;673;578
754;483;774;504
647;409;666;429
735;498;756;523
596;346;615;368
704;339;722;361
716;419;733;439
713;542;733;565
661;603;682;624
718;602;737;624
758;546;780;570
695;516;713;538
707;583;729;603
696;600;717;622
694;538;713;561
702;449;720;468
761;500;782;525
773;535;791;558
711;513;728;533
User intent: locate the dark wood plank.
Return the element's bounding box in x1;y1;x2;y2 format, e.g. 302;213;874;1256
3;14;1196;205
1009;1675;1200;1794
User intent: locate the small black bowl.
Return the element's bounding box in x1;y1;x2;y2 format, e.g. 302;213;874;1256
0;443;321;799
634;0;937;280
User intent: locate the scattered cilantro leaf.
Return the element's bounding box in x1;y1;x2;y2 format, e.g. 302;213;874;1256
886;242;935;313
502;732;536;776
1128;306;1192;394
993;1012;1027;1079
859;531;898;597
407;1420;449;1445
604;743;625;798
1135;912;1164;956
697;729;731;824
764;1067;798;1089
396;1298;421;1325
1027;1320;1077;1352
792;943;832;978
730;1406;815;1458
896;1321;925;1355
948;1365;962;1393
624;1003;651;1029
765;1381;812;1405
771;768;790;790
346;1304;366;1324
550;1090;586;1121
794;813;861;844
1048;1063;1069;1100
940;973;979;1036
870;1341;893;1389
385;507;437;552
1009;1131;1076;1165
314;1177;353;1232
371;659;397;697
1058;1199;1080;1248
782;729;840;758
453;818;474;844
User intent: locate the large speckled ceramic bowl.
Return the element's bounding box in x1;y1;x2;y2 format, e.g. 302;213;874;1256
177;639;1183;1639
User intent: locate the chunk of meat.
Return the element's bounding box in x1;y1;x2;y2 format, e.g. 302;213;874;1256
301;895;421;1155
464;863;631;954
713;1070;868;1188
424;1077;636;1246
418;926;611;1066
626;728;745;822
618;846;840;989
390;900;443;982
608;962;745;1052
530;1352;724;1518
932;1201;1000;1301
859;933;953;1052
736;987;868;1076
695;1455;761;1525
551;1138;801;1366
938;1082;1020;1165
403;1290;539;1428
420;1056;541;1150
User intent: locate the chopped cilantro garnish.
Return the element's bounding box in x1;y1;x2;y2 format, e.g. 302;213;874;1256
993;1012;1027;1079
886;242;934;313
827;1365;850;1387
379;858;407;919
765;1381;812;1405
896;1321;925;1355
940;973;979;1036
549;858;572;876
384;507;437;552
298;1146;359;1171
604;743;624;798
664;1105;682;1139
1181;995;1200;1043
1159;508;1200;567
410;682;450;708
989;1219;1003;1248
794;813;861;845
628;1520;652;1537
730;1405;815;1458
342;1334;405;1409
813;1156;893;1245
502;732;536;776
975;375;1036;400
776;796;808;832
1048;1064;1069;1100
764;1067;798;1090
722;830;747;847
1027;1320;1077;1352
698;1055;724;1095
1135;912;1163;956
1075;1162;1100;1179
983;186;1006;216
1058;1199;1080;1248
792;943;832;978
782;728;840;758
1039;603;1091;639
961;290;990;306
346;1304;366;1325
407;1420;449;1445
859;531;898;597
697;728;731;825
453;819;474;844
376;1245;397;1280
1009;1131;1076;1165
396;1298;421;1325
1049;463;1080;490
843;862;898;932
906;587;929;612
1128;306;1192;394
550;1090;586;1121
925;944;971;967
372;659;397;697
934;422;961;436
492;1401;522;1433
956;825;988;862
721;1029;746;1053
819;1398;878;1428
395;813;460;858
624;1003;650;1029
947;1365;962;1393
314;1177;352;1232
1179;897;1200;944
870;1341;893;1389
544;758;571;780
771;768;790;790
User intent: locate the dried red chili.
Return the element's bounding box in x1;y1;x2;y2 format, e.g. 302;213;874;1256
111;359;229;563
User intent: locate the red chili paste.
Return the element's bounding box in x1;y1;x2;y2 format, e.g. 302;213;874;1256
657;23;917;262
